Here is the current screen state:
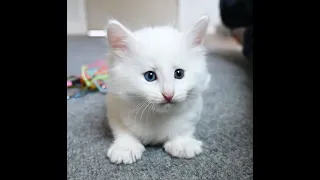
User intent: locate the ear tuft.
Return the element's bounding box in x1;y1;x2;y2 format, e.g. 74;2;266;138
106;20;134;51
187;16;210;47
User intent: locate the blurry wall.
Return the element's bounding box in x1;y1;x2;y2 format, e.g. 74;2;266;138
67;0;87;35
67;0;222;35
86;0;178;31
179;0;221;33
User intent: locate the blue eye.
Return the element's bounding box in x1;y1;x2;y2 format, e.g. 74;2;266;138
174;69;184;79
144;71;157;82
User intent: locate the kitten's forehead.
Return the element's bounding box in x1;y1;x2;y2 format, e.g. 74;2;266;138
134;27;183;44
133;27;188;65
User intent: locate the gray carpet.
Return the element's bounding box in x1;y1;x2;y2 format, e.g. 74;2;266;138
67;36;253;180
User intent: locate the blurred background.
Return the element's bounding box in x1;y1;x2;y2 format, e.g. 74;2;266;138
67;0;221;36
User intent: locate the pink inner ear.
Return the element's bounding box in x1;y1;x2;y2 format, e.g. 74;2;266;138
192;35;204;46
109;35;127;50
194;37;202;46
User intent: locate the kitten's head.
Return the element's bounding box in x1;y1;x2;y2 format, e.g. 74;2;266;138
106;16;211;112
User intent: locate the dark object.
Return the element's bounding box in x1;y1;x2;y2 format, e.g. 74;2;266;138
220;0;253;61
243;26;252;62
220;0;252;29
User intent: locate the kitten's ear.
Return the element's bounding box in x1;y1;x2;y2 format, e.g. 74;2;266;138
187;16;210;47
106;20;134;52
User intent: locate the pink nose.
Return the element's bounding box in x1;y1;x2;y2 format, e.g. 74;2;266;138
162;93;174;102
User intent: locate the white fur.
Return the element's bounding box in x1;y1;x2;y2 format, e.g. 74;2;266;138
105;16;211;164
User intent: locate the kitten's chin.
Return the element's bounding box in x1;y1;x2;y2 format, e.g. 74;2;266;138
154;103;176;113
153;100;186;113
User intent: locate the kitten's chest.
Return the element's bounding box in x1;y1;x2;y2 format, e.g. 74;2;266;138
122;114;181;144
119;97;203;145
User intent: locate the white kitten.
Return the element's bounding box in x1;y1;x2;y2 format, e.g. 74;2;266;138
105;16;211;164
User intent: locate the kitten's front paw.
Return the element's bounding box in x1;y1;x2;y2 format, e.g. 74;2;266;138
107;138;145;164
164;137;203;159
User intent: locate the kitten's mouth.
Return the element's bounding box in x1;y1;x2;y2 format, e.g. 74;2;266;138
159;101;177;105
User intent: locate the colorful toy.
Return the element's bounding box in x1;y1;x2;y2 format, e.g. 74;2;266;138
67;60;108;100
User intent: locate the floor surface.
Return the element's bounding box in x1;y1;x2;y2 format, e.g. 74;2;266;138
67;36;253;180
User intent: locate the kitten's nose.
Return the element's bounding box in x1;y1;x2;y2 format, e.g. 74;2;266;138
162;93;174;102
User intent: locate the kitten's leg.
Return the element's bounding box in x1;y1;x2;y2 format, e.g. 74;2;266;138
164;135;203;159
107;121;145;164
164;103;203;159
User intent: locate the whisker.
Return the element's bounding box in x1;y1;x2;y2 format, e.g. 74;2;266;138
140;102;152;123
133;101;148;124
127;100;146;118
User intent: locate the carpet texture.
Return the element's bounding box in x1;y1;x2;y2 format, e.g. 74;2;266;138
67;36;253;180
